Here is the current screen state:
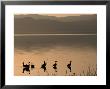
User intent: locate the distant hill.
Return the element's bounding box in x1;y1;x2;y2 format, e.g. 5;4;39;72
14;14;97;34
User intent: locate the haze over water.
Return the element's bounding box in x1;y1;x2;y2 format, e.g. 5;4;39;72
14;14;97;76
14;35;97;76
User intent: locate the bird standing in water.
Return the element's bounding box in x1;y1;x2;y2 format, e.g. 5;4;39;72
41;61;47;72
67;61;72;72
22;62;30;74
53;61;58;72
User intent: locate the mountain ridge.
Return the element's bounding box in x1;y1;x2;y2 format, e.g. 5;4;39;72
14;14;97;34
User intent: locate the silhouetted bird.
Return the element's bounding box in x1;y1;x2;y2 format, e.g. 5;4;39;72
41;61;47;72
22;62;30;74
67;61;72;72
53;61;58;72
22;62;35;74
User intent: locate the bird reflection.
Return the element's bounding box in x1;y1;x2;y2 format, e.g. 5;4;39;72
22;62;35;74
41;61;47;72
67;61;72;72
53;61;58;72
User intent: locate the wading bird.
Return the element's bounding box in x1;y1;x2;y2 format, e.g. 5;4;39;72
67;61;72;72
53;61;58;72
41;61;47;72
22;62;35;74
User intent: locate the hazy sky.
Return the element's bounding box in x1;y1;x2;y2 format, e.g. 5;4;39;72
40;14;95;17
15;14;95;17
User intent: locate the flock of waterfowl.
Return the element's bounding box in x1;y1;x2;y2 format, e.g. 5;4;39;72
22;60;72;75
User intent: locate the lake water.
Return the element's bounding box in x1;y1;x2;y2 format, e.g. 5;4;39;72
14;35;97;76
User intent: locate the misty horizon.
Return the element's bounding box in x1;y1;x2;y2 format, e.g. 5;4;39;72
14;14;97;34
